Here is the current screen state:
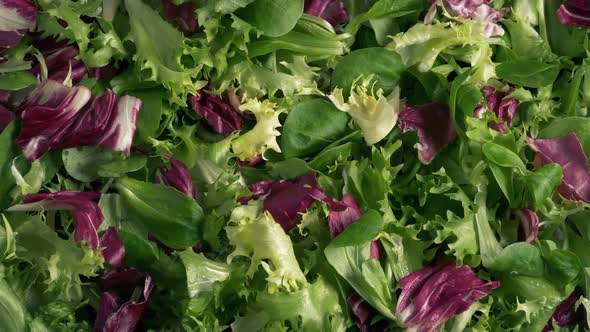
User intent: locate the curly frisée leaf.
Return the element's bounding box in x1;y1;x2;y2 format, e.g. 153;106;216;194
231;98;284;161
232;276;346;331
7;213;104;300
219;56;320;99
328;75;400;146
425;0;508;37
388;18;500;84
124;0;207;105
225;202;306;293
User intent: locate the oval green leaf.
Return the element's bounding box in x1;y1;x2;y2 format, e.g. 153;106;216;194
331;48;405;97
482;142;527;173
116;177;204;249
62;147;118;182
238;0;304;37
97;155;148;178
281;99;350;159
492;242;544;277
496;59;560;88
0;72;37;91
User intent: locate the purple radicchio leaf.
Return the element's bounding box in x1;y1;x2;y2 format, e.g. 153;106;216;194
527;133;590;203
16;80;142;160
516;208;540;243
347;292;378;332
90;66;116;81
0;90;10;103
474;86;519;133
32;46;88;84
398;102;456;165
397;260;500;332
237;154;264;167
94;269;154;332
9;191;104;249
304;0;348;26
558;0;590;28
307;189;362;238
544;289;583;331
0;0;36;55
155;157;197;199
425;0;508;37
100;227;126;268
327;194;362;238
161;0;198;34
190;88;242;137
240;174;319;231
0;103;15;132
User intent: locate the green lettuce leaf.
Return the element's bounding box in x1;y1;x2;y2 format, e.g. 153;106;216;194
325;210;396;320
225;201;306;293
388;19;502;84
232;276;347;332
124;0;208;105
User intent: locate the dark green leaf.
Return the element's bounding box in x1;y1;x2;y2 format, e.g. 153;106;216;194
129;89;165;143
0;72;37;91
331;47;405;97
62;147;118;182
238;0;303;37
488;162;513;204
496;60;560;88
308;142;353;171
545;0;587;58
561;67;584;116
400;69;448;104
97;155;148;178
330;210;383;247
269;158;313;179
545;249;582;288
116;177;204;248
346;0;423;35
0;122;19;210
455;83;481;119
448;70;471;137
118;230;159;269
482;142;527;173
281;99;350;159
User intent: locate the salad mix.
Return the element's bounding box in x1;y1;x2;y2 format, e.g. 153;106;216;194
1;0;590;331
